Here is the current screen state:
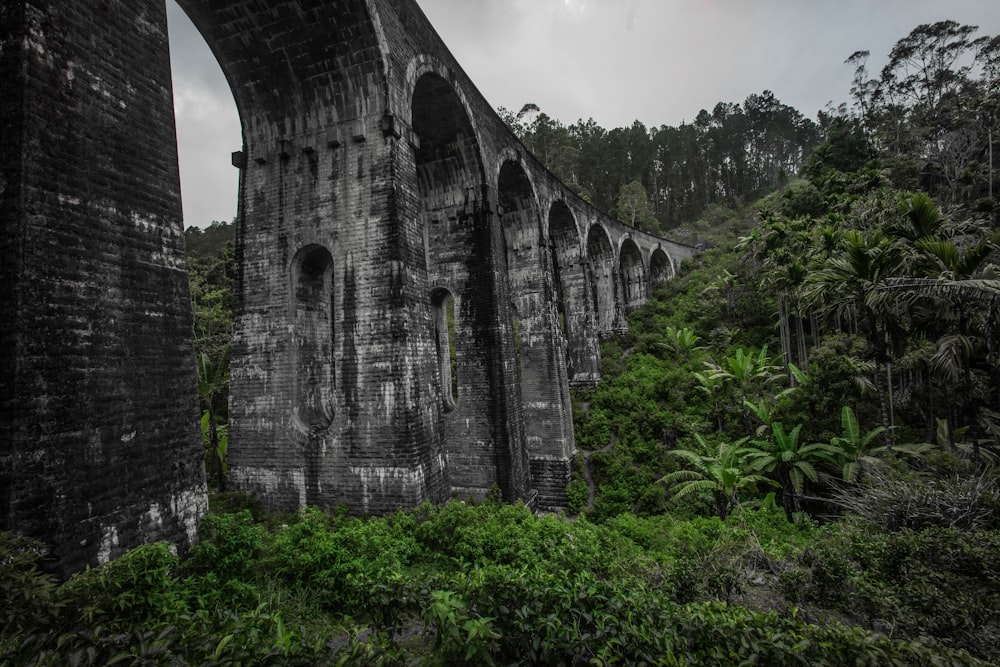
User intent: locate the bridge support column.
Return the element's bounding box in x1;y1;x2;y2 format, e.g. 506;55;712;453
0;0;207;575
227;115;452;514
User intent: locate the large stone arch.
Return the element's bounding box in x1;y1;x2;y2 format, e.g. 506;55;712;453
176;0;390;139
498;162;573;510
413;73;530;503
586;223;621;334
619;237;647;309
548;201;600;384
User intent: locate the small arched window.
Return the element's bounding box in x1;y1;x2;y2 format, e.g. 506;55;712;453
431;288;458;411
291;244;334;432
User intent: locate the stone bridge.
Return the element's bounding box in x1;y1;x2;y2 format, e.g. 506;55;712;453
1;0;695;572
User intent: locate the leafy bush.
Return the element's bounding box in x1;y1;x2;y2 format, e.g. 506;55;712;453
0;533;63;636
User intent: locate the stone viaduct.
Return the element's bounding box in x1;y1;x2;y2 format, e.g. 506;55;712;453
1;0;696;572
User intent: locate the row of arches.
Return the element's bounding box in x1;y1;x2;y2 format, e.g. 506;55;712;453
274;68;681;508
409;69;677;505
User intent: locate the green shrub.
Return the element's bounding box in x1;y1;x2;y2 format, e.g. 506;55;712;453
66;542;186;628
185;509;265;580
0;533;64;636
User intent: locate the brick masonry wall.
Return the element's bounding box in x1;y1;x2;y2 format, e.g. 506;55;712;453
3;0;699;563
0;0;207;575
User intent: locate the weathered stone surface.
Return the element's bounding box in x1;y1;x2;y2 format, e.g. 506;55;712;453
1;0;207;575
2;0;698;570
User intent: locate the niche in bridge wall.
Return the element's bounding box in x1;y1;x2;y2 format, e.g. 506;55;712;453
586;224;618;333
619;238;647;309
650;248;674;283
431;288;458;412
291;244;335;433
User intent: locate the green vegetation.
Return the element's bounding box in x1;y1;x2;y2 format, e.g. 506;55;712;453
186;220;236;490
2;500;996;664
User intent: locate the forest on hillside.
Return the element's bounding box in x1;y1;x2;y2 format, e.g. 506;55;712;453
2;20;999;666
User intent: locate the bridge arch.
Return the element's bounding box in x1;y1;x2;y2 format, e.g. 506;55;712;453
549;201;598;383
405;56;484;160
177;0;389;138
586;223;620;334
650;247;675;283
499;163;573;504
412;70;506;500
619;237;647;310
498;159;543;389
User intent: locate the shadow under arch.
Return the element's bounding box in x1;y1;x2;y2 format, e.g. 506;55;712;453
650;247;674;283
499;161;574;509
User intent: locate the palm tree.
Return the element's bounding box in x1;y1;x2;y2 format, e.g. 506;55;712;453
659;325;703;363
746;422;841;520
802;229;904;448
197;351;229;491
658;435;774;520
831;406;933;482
701;346;785;433
886;211;1000;457
830;406;887;483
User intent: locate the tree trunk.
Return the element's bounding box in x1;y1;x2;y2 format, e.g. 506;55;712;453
208;402;226;492
778;467;799;521
795;305;808;369
778;292;792;373
922;364;935;444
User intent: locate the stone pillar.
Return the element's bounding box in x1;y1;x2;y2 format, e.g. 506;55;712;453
0;0;207;575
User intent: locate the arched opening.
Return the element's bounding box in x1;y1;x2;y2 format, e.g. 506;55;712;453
549;201;597;383
498;160;542;394
167;2;241;229
413;73;484;217
650;247;674;283
619;238;647;309
586;224;618;334
499;162;573;504
291;244;335;433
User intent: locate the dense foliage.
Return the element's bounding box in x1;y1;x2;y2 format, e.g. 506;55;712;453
569;20;999;528
2;500;996;665
500;93;820;233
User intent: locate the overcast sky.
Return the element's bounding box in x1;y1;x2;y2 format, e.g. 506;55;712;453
166;0;999;228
